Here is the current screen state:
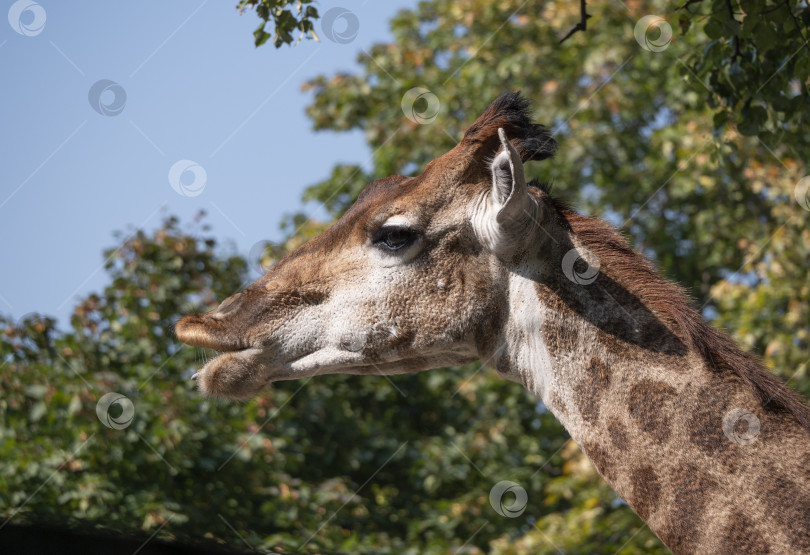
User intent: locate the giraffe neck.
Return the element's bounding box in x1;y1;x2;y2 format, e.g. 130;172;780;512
489;246;810;554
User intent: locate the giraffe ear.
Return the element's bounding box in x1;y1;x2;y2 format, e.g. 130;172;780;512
491;128;529;226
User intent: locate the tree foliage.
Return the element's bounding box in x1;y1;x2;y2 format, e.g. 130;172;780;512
679;0;809;144
2;0;809;553
237;0;319;48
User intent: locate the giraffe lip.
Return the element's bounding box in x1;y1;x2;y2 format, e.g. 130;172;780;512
191;346;264;380
209;344;252;354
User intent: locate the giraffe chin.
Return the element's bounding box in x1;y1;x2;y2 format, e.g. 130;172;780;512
192;348;389;400
192;347;276;401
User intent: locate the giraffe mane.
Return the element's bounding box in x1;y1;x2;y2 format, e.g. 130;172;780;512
462;91;558;162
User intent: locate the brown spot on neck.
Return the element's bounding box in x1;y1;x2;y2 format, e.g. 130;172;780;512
626;381;677;443
720;512;772;554
689;383;737;455
765;475;810;551
628;465;660;521
573;358;611;424
541;320;579;356
655;463;718;553
606;417;629;451
580;440;616;483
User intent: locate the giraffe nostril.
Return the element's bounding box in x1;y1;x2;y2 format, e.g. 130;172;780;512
215;291;244;315
175;314;247;352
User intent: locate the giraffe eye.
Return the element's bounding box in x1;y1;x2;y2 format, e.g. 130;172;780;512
374;226;417;252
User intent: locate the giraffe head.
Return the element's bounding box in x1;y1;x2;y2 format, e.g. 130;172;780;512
175;93;557;399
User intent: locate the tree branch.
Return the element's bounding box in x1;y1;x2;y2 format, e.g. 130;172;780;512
677;0;705;12
784;0;810;51
725;0;736;20
559;0;591;43
724;0;739;62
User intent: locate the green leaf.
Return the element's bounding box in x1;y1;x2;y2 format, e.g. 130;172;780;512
704;18;724;40
253;24;270;48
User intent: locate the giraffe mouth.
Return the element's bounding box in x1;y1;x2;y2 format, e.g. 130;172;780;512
184;341;480;400
189;347;314;382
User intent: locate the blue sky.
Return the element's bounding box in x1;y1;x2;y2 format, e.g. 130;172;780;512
1;0;418;327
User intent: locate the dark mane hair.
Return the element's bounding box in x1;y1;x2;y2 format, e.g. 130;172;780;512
462;91;558;162
551;197;810;431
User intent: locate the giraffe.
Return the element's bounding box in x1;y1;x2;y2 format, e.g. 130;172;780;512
175;93;810;553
